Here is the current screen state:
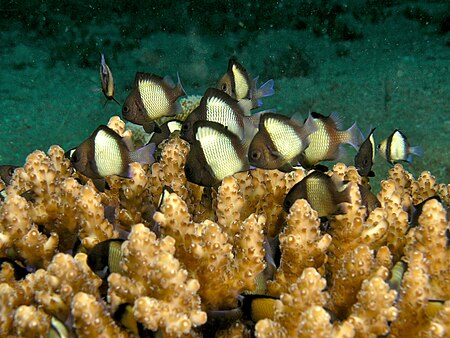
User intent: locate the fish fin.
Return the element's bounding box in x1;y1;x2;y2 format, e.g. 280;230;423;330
172;101;183;116
112;97;121;106
129;142;156;166
328;111;343;130
164;73;186;99
409;145;423;159
278;162;295;172
143;121;158;133
175;72;187;97
302;113;318;135
92;178;107;192
290;111;305;124
162;75;175;88
333;144;347;161
255;79;275;103
346;122;365;150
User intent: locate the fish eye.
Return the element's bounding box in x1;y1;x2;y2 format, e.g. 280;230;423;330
250;150;261;160
221;83;227;91
122;106;129;114
182;124;189;131
284;200;292;209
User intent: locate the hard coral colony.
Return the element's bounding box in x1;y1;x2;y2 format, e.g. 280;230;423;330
0;56;449;338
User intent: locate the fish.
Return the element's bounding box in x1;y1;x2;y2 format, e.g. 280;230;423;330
407;196;441;232
184;120;250;187
202;294;277;336
248;112;316;172
218;58;274;114
147;119;182;147
425;300;445;320
240;294;277;322
70;125;156;181
180;87;246;144
113;303;156;337
0;165;18;185
283;171;352;218
298;112;364;168
354;128;376;177
358;184;380;214
99;53;120;105
180;87;259;147
122;72;186;133
48;317;69;338
387;259;407;293
86;239;124;280
378;129;423;164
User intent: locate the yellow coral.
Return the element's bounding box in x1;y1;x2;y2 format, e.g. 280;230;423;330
107;223;207;336
267;199;332;296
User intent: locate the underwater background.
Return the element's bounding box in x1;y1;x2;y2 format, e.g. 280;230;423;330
0;0;449;188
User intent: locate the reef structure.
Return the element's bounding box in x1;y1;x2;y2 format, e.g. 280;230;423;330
0;115;449;337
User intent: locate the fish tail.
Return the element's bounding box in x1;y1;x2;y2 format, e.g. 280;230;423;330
256;79;275;99
346;122;364;150
407;145;423;162
129;142;156;166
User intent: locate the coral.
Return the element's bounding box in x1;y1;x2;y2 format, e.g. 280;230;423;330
13;305;51;337
346;269;398;338
267;198;332;296
153;191;266;310
404;197;450;300
390;251;431;337
72;292;129;338
107;223;207;336
255;268;340;338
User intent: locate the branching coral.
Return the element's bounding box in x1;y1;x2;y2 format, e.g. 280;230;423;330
153;190;266;310
107;223;207;336
267;198;332;296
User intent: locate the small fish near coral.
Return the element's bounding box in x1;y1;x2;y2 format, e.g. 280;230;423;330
378;129;423;164
218;57;274;114
122;72;186;133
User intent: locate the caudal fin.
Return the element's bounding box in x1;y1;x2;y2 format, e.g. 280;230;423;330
406;145;423;162
346;122;365;150
129;142;156;166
